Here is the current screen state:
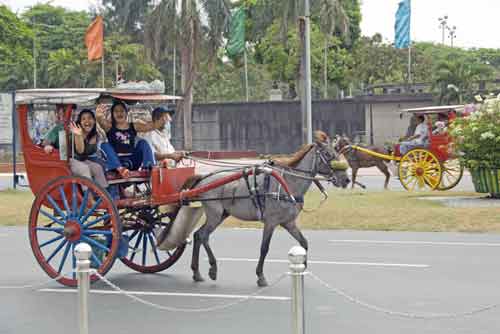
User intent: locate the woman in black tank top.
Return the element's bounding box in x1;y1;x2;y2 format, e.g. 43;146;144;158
69;109;119;199
96;101;156;172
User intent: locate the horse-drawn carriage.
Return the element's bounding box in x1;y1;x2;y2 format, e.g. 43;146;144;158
17;89;348;287
335;105;466;192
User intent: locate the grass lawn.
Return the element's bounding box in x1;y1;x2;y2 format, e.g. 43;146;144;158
1;189;499;232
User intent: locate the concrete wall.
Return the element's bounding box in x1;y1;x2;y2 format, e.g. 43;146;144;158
362;94;434;146
171;99;365;154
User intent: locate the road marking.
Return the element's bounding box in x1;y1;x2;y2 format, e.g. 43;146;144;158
39;288;290;301
215;258;428;268
329;240;500;247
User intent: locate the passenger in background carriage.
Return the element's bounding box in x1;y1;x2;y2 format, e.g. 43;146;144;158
141;106;185;167
432;113;448;135
399;115;429;155
42;105;66;153
69;109;119;199
95;101;156;174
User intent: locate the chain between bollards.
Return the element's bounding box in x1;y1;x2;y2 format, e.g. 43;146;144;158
289;246;307;334
75;243;91;334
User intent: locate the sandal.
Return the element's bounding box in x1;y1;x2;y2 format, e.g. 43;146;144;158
116;167;130;179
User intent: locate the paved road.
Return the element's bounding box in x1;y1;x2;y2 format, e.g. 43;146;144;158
2;228;500;334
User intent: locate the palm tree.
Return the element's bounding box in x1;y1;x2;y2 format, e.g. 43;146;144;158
247;0;352;98
314;0;350;98
103;0;231;149
433;57;492;105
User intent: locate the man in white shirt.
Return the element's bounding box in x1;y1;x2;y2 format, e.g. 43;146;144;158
400;115;429;155
143;106;184;166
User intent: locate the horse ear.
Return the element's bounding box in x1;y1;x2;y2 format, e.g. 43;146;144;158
314;130;329;144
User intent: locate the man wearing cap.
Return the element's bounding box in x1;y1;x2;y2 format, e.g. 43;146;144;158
142;106;184;167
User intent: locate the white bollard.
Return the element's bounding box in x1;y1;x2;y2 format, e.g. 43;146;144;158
75;243;92;334
288;246;307;334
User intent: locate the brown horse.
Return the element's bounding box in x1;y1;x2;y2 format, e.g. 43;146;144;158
334;136;391;189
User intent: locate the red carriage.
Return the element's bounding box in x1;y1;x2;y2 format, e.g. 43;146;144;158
16;89;292;286
345;105;466;191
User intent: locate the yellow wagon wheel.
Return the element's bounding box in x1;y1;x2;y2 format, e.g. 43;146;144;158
437;158;464;191
399;149;442;192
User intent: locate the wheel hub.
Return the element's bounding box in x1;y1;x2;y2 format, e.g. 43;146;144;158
415;167;424;176
63;220;82;242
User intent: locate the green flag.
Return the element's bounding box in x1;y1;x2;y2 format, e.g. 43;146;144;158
226;8;246;58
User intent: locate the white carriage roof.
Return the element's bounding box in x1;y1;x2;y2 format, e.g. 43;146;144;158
16;88;183;105
16;89;105;105
400;105;465;114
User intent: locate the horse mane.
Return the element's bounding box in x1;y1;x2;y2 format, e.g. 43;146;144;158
273;144;314;167
272;131;329;167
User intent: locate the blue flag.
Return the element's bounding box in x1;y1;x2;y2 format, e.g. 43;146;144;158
395;0;411;49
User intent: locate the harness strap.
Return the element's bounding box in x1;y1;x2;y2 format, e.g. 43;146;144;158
243;168;263;219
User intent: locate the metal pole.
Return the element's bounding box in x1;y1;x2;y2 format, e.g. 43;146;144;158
173;45;176;95
408;45;412;84
304;0;313;144
289;246;307;334
33;20;37;89
115;57;119;84
323;37;328;99
75;243;91;334
244;48;249;102
11;91;16;189
101;55;105;88
369;103;374;145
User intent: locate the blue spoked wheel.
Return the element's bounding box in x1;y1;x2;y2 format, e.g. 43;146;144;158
29;176;121;287
119;209;186;273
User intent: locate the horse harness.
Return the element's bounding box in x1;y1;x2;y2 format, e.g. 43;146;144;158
181;144;335;218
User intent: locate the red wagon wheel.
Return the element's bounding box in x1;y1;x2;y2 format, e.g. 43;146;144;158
29;176;121;287
119;209;186;273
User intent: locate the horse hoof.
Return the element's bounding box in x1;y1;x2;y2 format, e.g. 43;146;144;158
193;272;204;282
257;277;268;287
208;267;217;281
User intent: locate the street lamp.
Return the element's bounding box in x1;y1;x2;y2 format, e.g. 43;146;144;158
447;25;457;47
31;20;56;89
438;15;448;45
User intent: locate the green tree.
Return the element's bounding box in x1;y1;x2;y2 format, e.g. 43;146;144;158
0;5;34;89
432;55;493;104
256;20;353;95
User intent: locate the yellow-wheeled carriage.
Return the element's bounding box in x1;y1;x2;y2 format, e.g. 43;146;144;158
348;105;467;192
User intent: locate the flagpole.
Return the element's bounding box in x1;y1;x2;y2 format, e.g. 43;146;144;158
408;44;412;83
244;47;249;102
101;55;105;88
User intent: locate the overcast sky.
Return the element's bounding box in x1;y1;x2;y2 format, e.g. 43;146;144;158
2;0;499;49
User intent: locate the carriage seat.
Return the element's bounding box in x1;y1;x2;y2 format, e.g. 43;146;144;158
106;170;151;185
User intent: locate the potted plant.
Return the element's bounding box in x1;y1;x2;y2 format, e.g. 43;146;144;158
450;99;500;198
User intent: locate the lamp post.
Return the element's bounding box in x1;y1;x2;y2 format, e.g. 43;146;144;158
31;20;56;88
438;16;448;45
304;0;312;144
447;25;457;47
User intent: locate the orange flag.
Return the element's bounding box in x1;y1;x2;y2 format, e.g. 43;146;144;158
85;15;104;61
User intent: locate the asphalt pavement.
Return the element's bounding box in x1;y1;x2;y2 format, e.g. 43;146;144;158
2;227;500;334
